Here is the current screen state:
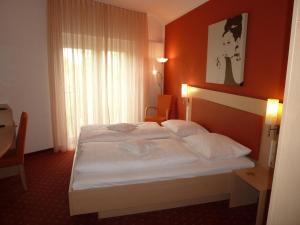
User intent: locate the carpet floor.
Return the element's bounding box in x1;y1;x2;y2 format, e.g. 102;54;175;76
0;150;257;225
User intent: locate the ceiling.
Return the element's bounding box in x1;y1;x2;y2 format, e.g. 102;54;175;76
99;0;209;25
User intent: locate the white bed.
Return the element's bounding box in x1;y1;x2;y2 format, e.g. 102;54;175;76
75;138;197;174
69;87;266;218
73;137;254;190
79;122;170;143
73;157;254;190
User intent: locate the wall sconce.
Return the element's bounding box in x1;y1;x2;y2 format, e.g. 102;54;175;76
181;83;188;98
181;84;191;121
152;57;168;95
265;98;281;168
265;99;280;136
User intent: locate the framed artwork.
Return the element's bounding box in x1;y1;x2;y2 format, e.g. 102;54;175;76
206;13;248;86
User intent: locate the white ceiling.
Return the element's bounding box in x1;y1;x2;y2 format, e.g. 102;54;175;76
99;0;209;25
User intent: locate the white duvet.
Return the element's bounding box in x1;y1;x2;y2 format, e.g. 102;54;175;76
75;138;198;173
79;122;170;143
72;156;254;190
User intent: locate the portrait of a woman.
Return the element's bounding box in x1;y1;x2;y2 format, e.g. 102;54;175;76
206;13;248;86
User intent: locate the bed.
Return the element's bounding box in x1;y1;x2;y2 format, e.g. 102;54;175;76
68;87;269;218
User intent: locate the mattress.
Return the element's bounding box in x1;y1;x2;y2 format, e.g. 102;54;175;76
72;137;254;190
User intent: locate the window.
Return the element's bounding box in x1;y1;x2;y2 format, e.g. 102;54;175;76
62;47;134;145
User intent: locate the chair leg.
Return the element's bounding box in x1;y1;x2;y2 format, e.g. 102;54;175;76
19;164;28;191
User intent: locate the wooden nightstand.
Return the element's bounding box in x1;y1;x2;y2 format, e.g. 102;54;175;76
230;165;274;225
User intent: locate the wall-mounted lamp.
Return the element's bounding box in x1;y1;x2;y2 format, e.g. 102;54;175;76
152;57;168;95
265;98;282;168
265;99;280;136
181;83;188;98
181;84;191;121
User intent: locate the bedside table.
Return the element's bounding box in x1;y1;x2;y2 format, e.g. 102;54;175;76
230;165;274;225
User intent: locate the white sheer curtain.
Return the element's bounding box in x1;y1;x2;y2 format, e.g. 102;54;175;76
148;41;165;108
48;0;148;151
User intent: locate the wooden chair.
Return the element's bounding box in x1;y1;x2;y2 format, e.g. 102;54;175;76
0;112;28;190
144;95;173;124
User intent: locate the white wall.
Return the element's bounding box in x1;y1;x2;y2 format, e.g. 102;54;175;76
0;0;53;153
267;0;300;224
148;14;165;42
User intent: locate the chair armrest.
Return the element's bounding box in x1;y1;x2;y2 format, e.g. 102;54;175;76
145;106;157;117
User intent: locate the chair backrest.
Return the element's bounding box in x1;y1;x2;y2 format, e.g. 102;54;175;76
157;95;173;118
16;112;28;164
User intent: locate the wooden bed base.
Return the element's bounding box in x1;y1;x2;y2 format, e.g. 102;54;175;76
69;87;268;218
69;172;232;218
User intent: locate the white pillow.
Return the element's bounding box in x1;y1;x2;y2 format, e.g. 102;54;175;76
161;120;208;137
183;132;251;160
107;123;137;132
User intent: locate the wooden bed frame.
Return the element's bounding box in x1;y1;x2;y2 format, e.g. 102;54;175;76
68;87;270;218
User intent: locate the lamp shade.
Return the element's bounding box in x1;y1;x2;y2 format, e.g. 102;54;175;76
181;84;188;98
156;57;168;63
265;99;279;125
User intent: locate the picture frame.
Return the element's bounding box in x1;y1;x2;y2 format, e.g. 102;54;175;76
206;13;248;86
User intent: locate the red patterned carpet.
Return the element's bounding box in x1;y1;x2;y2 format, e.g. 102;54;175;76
0;150;257;225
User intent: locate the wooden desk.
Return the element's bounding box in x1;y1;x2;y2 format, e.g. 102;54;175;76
0;104;16;158
230;165;273;225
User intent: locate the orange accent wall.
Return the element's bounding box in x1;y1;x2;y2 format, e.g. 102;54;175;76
191;99;263;160
164;0;294;119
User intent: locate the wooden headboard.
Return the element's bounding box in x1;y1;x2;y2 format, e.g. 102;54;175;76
187;87;268;161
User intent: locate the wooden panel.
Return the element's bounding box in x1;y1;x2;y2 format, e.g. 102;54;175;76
69;173;231;217
98;193;229;218
189;87;268;116
191;98;264;160
235;165;273;192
